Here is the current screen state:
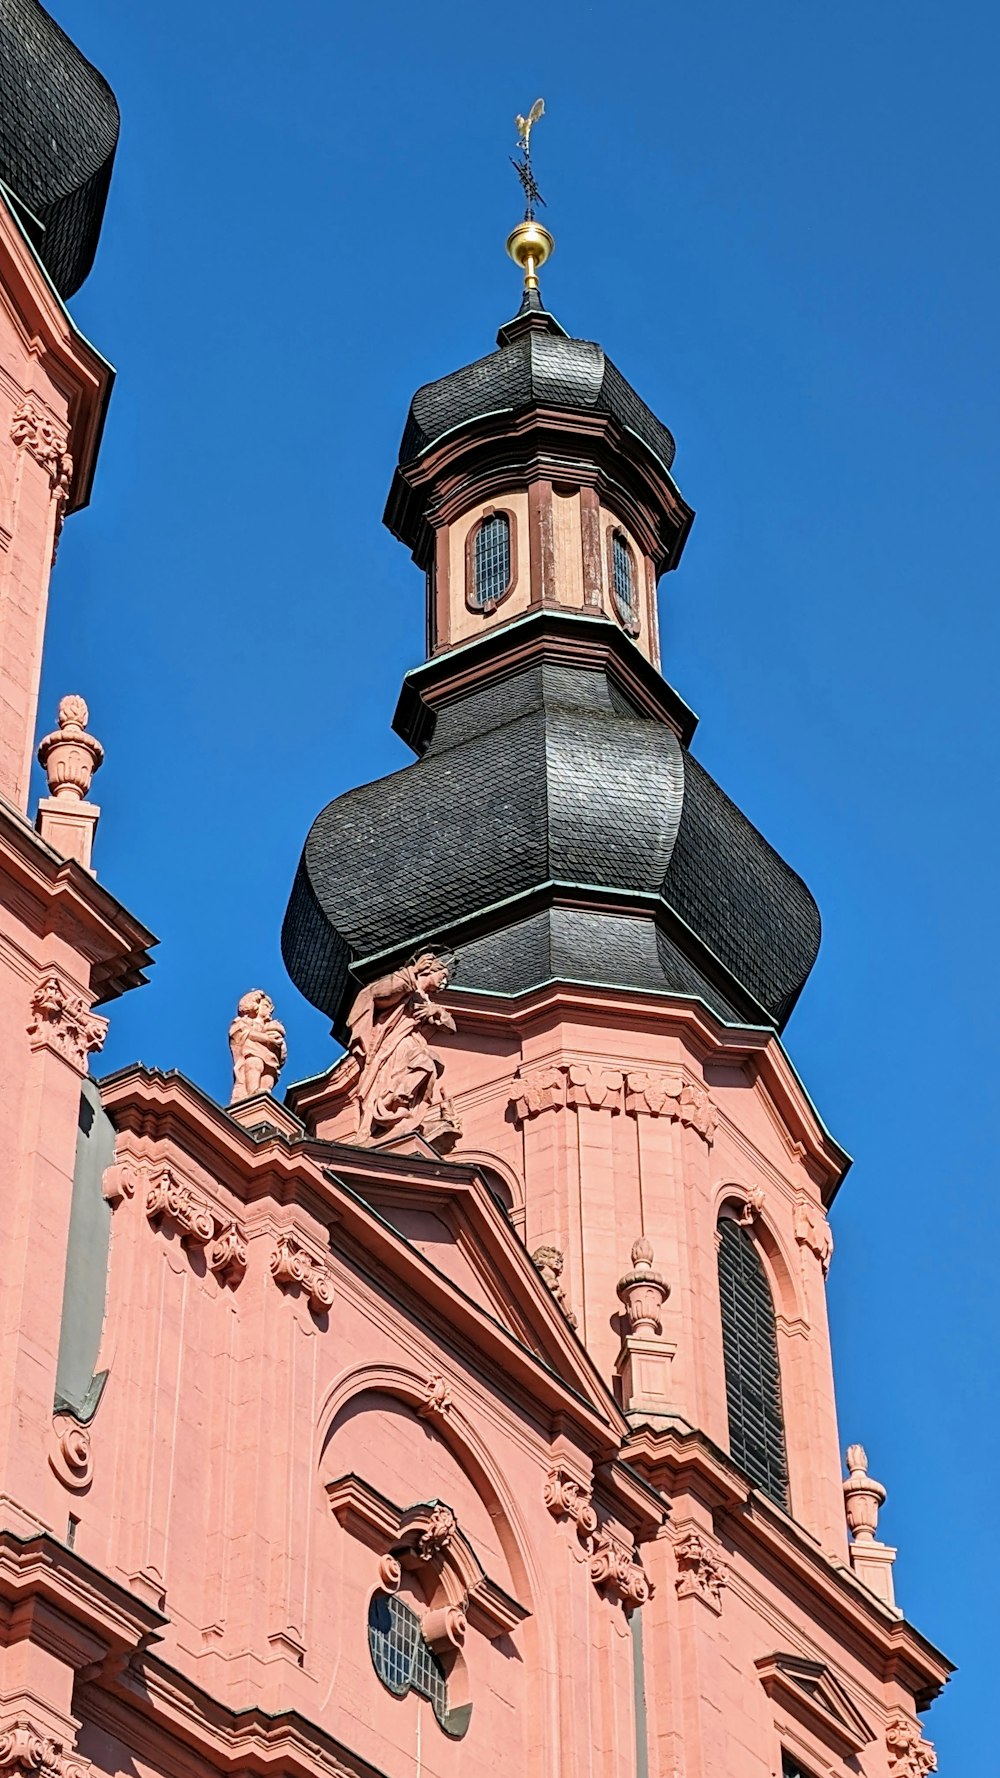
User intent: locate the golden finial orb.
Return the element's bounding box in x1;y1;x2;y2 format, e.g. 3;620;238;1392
506;218;555;292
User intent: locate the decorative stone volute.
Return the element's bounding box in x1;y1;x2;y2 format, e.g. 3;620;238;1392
616;1237;670;1334
843;1443;886;1542
37;695;103;800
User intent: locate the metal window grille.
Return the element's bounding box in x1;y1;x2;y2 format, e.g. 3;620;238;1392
473;513;511;608
368;1591;450;1722
612;532;637;628
717;1217;789;1510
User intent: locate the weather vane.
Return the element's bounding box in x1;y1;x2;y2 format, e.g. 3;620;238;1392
511;98;546;219
506;98;555;296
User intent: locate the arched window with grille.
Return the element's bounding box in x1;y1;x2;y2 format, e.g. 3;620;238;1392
609;528;640;634
716;1214;789;1510
468;509;513;611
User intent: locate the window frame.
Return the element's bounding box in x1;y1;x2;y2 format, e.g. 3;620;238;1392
716;1212;790;1512
607;526;642;637
465;506;518;614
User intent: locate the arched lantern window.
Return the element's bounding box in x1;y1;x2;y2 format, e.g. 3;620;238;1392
716;1215;789;1510
609;529;640;635
469;510;513;611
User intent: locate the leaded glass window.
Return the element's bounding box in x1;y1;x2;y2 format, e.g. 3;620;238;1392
472;511;511;609
367;1591;468;1737
717;1215;789;1510
611;530;639;632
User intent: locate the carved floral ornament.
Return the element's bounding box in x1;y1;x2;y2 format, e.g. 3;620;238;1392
511;1064;717;1145
10;398;74;556
0;1721;89;1778
101;1162;248;1286
794;1196;834;1275
885;1713;937;1778
27;975;107;1072
673;1528;728;1612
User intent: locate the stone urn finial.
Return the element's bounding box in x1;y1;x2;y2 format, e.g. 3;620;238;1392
616;1236;670;1334
843;1443;887;1543
37;695;104;801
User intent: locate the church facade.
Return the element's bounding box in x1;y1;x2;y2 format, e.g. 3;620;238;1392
0;9;950;1778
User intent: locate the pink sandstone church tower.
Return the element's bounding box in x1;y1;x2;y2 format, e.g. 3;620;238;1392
0;23;950;1778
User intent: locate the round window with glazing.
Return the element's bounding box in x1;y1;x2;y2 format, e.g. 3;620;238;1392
609;528;641;636
368;1590;471;1738
467;508;515;613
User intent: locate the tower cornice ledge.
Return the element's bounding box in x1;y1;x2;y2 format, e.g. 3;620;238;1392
623;1425;952;1709
0;801;155;1000
0;1529;166;1672
393;608;699;755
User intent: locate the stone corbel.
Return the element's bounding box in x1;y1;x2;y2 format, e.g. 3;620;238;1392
589;1526;652;1611
27;975;107;1073
673;1526;728;1613
103;1162;248;1286
270;1233;335;1313
886;1712;937;1778
145;1169;216;1247
543;1463;598;1544
0;1721;90;1778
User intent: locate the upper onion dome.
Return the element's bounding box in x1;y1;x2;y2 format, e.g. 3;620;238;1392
0;0;119;297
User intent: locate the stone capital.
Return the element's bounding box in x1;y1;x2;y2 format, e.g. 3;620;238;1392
27;974;107;1073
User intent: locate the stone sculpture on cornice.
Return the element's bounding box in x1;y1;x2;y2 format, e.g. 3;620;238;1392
347;951;461;1150
229;990;287;1102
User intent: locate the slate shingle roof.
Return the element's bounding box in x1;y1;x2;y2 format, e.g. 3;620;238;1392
0;0;119;297
398;301;677;474
282;644;820;1036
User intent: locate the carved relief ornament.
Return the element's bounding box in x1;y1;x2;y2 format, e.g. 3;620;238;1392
589;1527;652;1610
417;1373;452;1419
270;1233;335;1313
673;1528;728;1612
27;975;107;1072
543;1464;598;1541
101;1162;248;1285
0;1723;89;1778
48;1417;93;1492
10;399;74;555
794;1197;834;1275
885;1713;937;1778
531;1245;578;1328
511;1064;716;1144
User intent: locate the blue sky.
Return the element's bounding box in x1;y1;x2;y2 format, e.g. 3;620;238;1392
43;2;997;1763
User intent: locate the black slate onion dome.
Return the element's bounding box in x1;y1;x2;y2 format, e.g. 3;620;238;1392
282;295;821;1040
0;0;119;298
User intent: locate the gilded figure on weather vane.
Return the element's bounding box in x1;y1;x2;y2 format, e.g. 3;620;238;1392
511;97;546;218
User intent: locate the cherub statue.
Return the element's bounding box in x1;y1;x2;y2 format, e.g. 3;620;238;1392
346;951;461;1149
229;990;287;1102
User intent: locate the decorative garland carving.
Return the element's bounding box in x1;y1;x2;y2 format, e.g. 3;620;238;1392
674;1528;728;1611
543;1464;598;1541
270;1234;335;1313
794;1197;834;1275
510;1064;565;1120
27;976;107;1072
531;1245;578;1328
589;1527;651;1610
886;1713;937;1778
565;1064;623;1110
417;1373;452;1419
0;1722;89;1778
512;1064;716;1144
